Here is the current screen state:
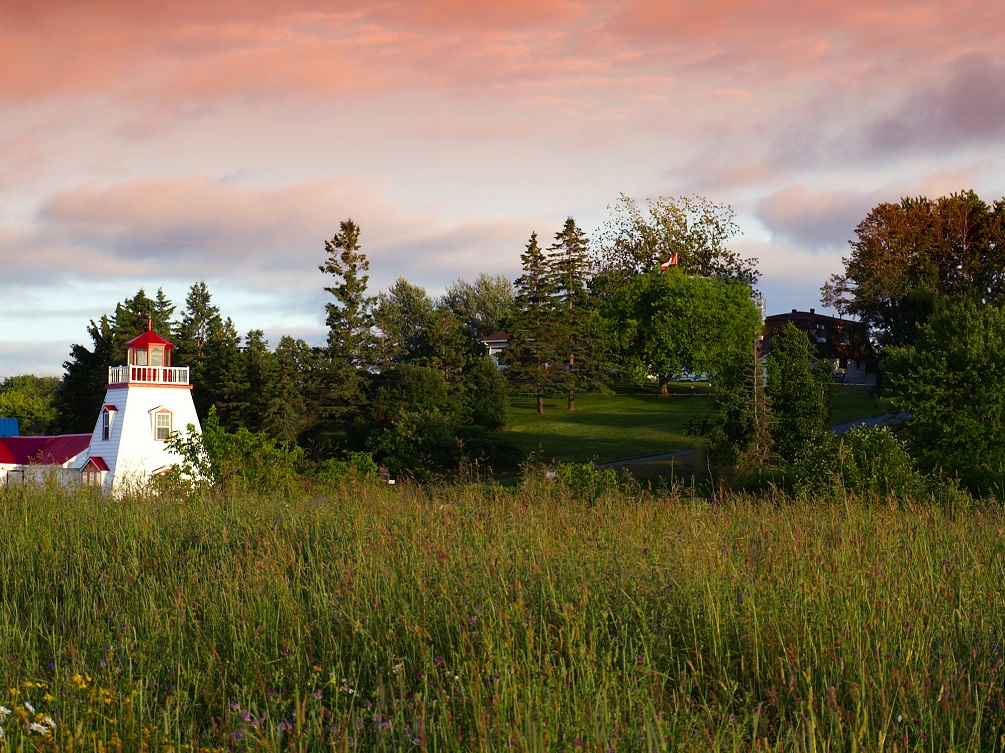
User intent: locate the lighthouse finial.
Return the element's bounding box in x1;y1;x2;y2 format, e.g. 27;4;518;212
147;317;152;332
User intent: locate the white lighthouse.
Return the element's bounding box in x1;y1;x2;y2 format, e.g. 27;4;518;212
85;320;201;494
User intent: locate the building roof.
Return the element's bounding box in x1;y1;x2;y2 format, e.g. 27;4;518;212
764;309;851;326
83;456;109;472
482;330;511;343
126;320;174;350
0;434;91;466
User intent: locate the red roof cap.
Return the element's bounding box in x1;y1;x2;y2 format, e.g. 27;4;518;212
83;456;109;472
126;320;174;349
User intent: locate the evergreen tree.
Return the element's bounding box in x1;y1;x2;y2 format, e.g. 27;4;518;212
765;322;833;463
502;232;559;414
420;309;470;383
222;330;277;434
263;336;313;445
174;281;240;420
319;220;379;422
55;316;116;433
545;217;609;411
112;288;175;355
55;288;175;433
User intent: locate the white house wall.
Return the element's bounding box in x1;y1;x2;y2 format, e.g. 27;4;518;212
88;383;201;493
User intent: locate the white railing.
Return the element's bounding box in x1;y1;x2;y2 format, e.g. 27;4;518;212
108;365;190;385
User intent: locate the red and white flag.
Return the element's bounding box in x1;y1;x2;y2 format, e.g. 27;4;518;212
660;252;678;271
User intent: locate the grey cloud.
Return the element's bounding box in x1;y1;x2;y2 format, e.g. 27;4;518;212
755;187;882;251
765;53;1005;173
863;54;1005;156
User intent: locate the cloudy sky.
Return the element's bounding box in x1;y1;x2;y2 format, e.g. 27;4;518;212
2;0;1004;377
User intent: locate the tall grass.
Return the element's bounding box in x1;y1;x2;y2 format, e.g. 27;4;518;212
1;477;1003;751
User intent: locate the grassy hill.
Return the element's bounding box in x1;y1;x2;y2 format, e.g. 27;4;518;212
504;383;713;464
503;382;885;466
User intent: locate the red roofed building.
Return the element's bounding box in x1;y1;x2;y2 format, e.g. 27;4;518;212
2;321;202;491
0;433;92;486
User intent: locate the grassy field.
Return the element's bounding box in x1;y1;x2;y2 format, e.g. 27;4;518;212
1;479;1003;752
504;382;885;466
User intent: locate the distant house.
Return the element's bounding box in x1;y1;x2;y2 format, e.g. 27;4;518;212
762;309;877;386
481;330;511;367
1;321;201;492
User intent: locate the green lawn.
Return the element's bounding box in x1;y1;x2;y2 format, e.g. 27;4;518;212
830;383;885;424
503;383;713;464
503;381;888;466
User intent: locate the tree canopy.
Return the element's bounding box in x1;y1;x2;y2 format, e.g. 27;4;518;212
884;298;1005;493
593;194;759;291
765;322;833;464
610;269;761;395
822;191;1005;347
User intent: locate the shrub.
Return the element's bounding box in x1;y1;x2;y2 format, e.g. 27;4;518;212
168;405;304;494
795;426;925;501
317;450;381;486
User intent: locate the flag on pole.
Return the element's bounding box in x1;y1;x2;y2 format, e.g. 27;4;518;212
660;252;678;271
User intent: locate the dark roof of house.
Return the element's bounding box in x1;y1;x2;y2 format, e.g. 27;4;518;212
0;434;91;466
764;309;852;325
482;330;511;343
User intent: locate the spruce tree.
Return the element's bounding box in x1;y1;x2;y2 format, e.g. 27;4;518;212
546;218;609;410
318;219;380;429
503;232;559;414
175;281;240;420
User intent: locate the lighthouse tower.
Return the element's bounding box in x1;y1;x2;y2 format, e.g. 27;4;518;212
85;320;201;494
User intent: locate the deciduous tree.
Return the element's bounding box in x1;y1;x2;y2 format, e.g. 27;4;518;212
0;375;59;434
593;194;758;295
440;273;514;348
612;269;761;395
822;191;1005;347
373;276;436;362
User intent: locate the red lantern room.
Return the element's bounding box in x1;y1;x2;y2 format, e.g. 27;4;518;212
126;318;174;367
108;319;188;386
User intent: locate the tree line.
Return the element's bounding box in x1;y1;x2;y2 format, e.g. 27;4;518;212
4;189;1002;490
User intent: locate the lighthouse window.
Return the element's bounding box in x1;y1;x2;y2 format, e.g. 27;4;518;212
154;411;172;441
150;346;164;366
102;409;114;440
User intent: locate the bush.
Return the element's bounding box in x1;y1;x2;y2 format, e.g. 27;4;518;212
554;462;627;504
168;406;304;494
795;426;926;501
317;451;381;486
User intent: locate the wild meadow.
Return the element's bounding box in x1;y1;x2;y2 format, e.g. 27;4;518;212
1;474;1004;752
